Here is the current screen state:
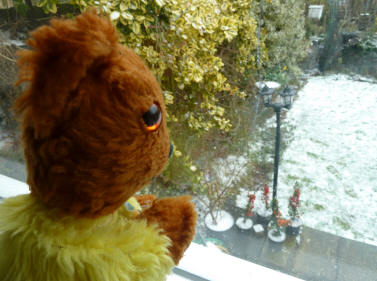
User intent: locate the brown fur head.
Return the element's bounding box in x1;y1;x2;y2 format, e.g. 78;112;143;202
14;9;170;217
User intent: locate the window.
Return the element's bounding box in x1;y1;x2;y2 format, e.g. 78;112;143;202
1;0;377;280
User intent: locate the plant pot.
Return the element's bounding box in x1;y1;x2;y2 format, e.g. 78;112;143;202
256;209;273;225
267;229;286;243
235;217;253;231
286;218;303;236
204;210;234;232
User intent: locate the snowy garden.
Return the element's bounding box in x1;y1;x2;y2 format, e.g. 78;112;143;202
278;75;377;246
235;74;377;246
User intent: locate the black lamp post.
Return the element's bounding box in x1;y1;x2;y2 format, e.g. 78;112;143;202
257;83;296;211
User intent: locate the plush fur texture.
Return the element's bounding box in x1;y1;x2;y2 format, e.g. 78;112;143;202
1;8;197;275
0;195;174;281
140;195;197;264
15;9;171;217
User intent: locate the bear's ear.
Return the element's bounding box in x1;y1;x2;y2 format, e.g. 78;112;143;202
14;8;118;139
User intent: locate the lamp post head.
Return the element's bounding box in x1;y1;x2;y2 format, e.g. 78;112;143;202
256;81;278;106
259;85;275;105
256;81;296;110
279;86;297;109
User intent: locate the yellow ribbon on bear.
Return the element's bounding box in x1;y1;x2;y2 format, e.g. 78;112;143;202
124;197;142;218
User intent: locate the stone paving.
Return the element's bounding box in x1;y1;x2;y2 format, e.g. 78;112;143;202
197;205;377;281
0;156;26;182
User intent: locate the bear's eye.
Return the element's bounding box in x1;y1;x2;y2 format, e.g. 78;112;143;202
143;104;162;132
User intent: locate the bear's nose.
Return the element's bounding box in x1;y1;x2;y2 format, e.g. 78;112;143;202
169;143;174;158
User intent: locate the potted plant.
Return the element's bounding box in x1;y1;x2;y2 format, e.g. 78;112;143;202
286;183;303;236
202;180;235;232
267;199;289;243
201;154;252;232
200;178;235;232
256;184;273;225
236;193;255;231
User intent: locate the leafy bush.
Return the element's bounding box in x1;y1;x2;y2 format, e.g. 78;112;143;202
357;34;377;51
258;0;309;80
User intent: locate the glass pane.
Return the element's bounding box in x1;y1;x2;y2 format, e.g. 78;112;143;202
0;0;376;280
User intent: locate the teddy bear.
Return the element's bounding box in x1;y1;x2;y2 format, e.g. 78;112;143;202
0;9;196;281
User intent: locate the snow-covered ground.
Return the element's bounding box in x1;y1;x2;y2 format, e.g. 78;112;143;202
273;75;377;246
0;30;26;47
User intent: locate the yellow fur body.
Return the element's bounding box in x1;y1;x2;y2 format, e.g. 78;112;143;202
0;195;174;281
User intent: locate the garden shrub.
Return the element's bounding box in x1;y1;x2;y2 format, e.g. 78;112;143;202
255;0;309;81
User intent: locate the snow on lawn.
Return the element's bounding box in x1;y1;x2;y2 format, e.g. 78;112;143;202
277;75;377;246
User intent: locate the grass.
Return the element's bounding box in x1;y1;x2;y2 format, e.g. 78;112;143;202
333;217;351;231
336;160;347;168
286;174;301;182
344;185;357;198
306;151;321;160
309;137;329;147
285;159;299;165
313;203;325;211
326;165;342;180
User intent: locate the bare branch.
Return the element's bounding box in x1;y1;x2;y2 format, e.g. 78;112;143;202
0;52;16;63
